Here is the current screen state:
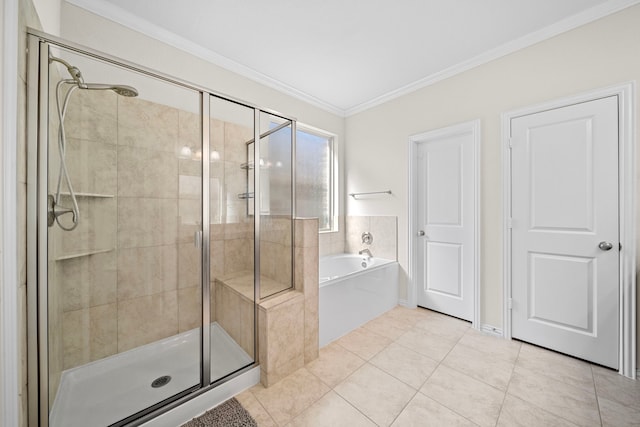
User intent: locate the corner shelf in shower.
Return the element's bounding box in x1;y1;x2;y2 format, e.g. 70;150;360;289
55;247;114;261
58;192;115;198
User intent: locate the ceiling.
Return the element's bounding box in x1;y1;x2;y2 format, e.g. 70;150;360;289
67;0;637;116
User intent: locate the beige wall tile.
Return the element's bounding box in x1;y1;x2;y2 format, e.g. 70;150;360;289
178;286;201;332
89;303;118;362
118;197;178;248
178;158;201;177
294;218;318;249
117;96;179;152
210;239;225;279
294;245;318;296
304;295;319;364
215;282;255;357
65;137;117;195
178;198;201;244
224;122;252;164
224;238;252;276
345;216;370;254
117;245;178;300
210;118;225;157
62;309;89;370
178;110;201;150
179;174;201;200
225;221;253;240
117;145;178;198
330;227;346;254
56;197;117;256
318;232;331;257
65;89;118;144
264;293;305;372
261;352;305;388
117;291;179;352
178;242;200;289
60;251;117;311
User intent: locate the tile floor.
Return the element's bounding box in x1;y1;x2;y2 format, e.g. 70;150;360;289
235;306;640;426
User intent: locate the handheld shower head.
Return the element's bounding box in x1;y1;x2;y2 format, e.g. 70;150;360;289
81;83;139;97
49;56;139;97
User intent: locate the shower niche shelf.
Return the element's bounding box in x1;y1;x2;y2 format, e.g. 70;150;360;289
58;192;115;198
55;247;114;261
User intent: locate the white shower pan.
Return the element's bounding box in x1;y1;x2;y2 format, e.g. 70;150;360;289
50;322;253;427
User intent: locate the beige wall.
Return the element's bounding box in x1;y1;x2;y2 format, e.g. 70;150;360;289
345;5;640;347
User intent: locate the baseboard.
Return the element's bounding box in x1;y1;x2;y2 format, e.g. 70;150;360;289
398;299;409;307
481;324;503;337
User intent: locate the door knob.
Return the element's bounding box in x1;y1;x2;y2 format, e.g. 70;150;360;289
418;230;426;237
598;241;613;251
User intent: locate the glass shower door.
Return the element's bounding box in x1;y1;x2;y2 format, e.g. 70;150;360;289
207;96;256;384
45;44;202;426
258;112;294;299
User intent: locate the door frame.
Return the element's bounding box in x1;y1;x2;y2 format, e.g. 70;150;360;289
501;83;636;378
408;119;481;329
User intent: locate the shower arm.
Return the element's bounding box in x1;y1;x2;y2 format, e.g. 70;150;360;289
49;54;85;87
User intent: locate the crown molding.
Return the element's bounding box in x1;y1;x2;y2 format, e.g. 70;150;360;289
345;0;640;116
66;0;640;118
65;0;347;116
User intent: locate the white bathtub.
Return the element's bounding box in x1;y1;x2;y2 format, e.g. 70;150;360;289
319;254;399;347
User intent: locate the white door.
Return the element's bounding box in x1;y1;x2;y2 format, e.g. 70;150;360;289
510;96;619;369
415;123;477;321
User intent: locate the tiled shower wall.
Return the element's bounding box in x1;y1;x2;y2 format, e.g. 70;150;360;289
319;215;397;260
51;90;264;378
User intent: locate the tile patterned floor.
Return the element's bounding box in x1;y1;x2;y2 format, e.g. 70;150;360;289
235;306;640;426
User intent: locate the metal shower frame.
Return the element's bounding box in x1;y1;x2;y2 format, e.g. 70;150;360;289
26;29;297;427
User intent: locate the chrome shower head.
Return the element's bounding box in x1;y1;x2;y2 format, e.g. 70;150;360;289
81;83;139;97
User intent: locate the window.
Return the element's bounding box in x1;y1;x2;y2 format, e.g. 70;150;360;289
295;126;336;232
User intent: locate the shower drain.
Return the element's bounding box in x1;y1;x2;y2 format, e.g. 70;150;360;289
151;375;172;388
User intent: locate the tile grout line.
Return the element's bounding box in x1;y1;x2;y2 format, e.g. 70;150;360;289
508;343;593;426
493;338;523;427
591;364;605;426
245;388;278;427
409;324;490;425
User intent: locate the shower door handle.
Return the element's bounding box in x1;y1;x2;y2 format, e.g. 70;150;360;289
194;231;202;249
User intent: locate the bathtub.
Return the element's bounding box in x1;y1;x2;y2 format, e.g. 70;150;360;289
319;254;399;347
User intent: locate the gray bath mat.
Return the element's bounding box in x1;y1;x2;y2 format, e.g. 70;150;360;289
181;398;257;427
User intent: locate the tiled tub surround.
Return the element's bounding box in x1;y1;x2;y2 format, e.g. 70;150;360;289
215;218;320;388
319;215;397;260
48;89;273;397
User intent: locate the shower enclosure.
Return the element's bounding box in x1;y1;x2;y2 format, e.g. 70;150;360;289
27;31;296;426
